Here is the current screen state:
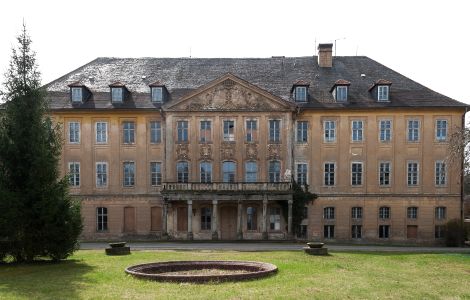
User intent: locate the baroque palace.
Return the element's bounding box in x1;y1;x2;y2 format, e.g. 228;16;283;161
46;44;467;243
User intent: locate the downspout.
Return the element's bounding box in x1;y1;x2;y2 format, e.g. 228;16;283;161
461;107;468;221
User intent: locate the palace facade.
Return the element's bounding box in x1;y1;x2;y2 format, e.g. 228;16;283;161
46;44;467;243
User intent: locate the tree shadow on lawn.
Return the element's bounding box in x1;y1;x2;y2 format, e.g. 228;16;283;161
0;259;96;299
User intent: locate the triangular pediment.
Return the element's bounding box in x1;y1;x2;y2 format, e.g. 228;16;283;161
165;73;294;111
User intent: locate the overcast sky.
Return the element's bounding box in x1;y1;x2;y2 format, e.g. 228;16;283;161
1;0;469;104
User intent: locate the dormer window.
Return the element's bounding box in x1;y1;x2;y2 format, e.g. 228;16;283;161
111;87;123;102
378;86;389;101
292;80;309;102
330;79;350;102
71;87;83;103
151;87;163;103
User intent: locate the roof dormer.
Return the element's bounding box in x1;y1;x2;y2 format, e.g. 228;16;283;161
68;82;91;103
291;80;310;102
149;81;169;103
368;79;392;102
330;79;351;102
109;82;129;103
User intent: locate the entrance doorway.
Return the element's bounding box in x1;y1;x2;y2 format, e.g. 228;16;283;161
220;206;237;240
123;207;135;232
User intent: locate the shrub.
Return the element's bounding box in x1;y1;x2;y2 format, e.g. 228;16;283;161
444;219;468;247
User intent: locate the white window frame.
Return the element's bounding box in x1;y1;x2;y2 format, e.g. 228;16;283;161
177;120;189;143
200;161;212;183
199;120;212;143
245;161;258;183
323;207;335;220
122;121;135;144
379;161;391;186
407;161;419;186
379;206;391;219
435;206;446;220
351;120;364;142
296;162;308;186
351;207;363;219
222;161;236;183
407;207;418;219
377;85;389;101
378;225;390;238
335;86;348;101
96;161;108;188
96;207;108;231
150;121;162;144
324;225;335;239
111;87;123;102
95;121;108;144
351;162;363;186
435;161;447;186
294;86;307;102
68;121;80;144
123;161;135;187
407;119;420;142
150;161;162;186
68;162;80;187
223;120;235;142
351;225;362;239
296;121;308;143
323;120;336;143
269;207;281;231
246;206;257;231
177;161;189;183
151;87;163;103
324;162;335;186
71;87;83;102
379;119;392;142
435;119;448;142
245;119;258;142
269;119;281;143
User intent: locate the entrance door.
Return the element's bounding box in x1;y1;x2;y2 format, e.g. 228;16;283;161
151;206;162;231
123;207;135;232
177;207;188;232
407;225;418;239
220;206;237;240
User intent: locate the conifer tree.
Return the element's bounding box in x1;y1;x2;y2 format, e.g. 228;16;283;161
0;24;82;262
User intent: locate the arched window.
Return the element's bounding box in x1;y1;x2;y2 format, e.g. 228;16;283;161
177;161;189;183
245;161;257;183
200;162;212;183
268;161;281;183
222;161;236;183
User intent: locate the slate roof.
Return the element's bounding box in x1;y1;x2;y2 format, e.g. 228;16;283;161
44;56;467;110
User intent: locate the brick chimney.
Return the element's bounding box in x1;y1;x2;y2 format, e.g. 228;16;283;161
318;43;333;68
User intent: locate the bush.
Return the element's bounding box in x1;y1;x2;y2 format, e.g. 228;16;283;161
444;219;468;247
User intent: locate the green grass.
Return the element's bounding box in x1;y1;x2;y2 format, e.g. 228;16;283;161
0;250;469;299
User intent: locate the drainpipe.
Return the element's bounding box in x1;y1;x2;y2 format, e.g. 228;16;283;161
461;107;468;221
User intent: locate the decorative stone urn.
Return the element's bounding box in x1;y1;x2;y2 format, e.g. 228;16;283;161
105;242;131;255
303;242;328;255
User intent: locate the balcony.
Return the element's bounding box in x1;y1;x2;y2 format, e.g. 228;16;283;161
161;182;292;195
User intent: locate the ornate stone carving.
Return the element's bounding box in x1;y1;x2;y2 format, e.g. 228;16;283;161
200;144;212;160
185;83;279;111
267;144;281;160
176;143;191;160
246;143;258;160
220;142;235;160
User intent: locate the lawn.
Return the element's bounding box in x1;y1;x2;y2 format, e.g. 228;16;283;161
0;250;469;299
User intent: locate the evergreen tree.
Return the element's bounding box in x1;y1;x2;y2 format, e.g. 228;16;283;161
0;24;82;262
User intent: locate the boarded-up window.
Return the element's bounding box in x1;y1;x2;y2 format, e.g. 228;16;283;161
151;206;162;231
407;225;418;239
124;207;135;232
177;207;188;232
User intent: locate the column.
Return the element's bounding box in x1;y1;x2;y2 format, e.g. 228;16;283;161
237;200;243;240
288;199;293;238
162;200;168;239
187;200;193;240
262;195;268;240
212;199;218;240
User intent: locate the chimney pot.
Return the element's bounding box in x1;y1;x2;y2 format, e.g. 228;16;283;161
318;43;333;68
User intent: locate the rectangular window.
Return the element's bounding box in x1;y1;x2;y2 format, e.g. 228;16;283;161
352;120;363;142
246;120;258;142
296;163;308;186
200;207;212;230
151;87;163;103
269;207;281;230
296;121;308;143
435;161;446;186
222;161;236;183
200;162;212;183
245;161;258;183
435;225;445;239
324;121;336;142
379;120;392;142
435;207;446;220
177;121;188;143
436;119;448;141
324;163;335;186
150;121;162;144
71;87;83;102
111;87;123;102
69;122;80;143
407;120;420;142
123;162;135;187
268;161;281;183
379;162;391;186
96;122;108;143
378;86;389;101
150;162;162;186
269;120;281;143
379;207;390;219
96;207;108;231
407;207;418;219
379;225;390;238
351;207;362;219
223;120;235;141
177;161;189;183
69;162;80;187
335;86;348;101
351;162;363;186
294;86;307;102
351;225;362;239
96;162;107;188
323;207;335;219
200;121;211;143
247;207;257;230
407;162;419;186
123;121;135;144
324;225;335;239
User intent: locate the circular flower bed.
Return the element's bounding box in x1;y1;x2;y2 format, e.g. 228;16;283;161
125;261;277;283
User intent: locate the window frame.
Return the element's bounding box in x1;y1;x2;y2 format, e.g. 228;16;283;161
294;86;307;102
407;207;418;219
245;161;258;183
177;161;189;183
245;119;258;142
435;161;447;186
95;121;108;144
151;86;163;103
351;120;364;142
222;161;236;183
435;206;446;220
111;87;124;103
324;225;335;239
323;207;335;220
377;85;389;101
96;207;108;231
123;161;135;187
177;120;189;143
223;120;235;142
150;161;162;186
247;206;257;230
378;225;390;238
200;207;212;231
351;225;362;239
407;119;420;142
71;87;83;102
296;163;308;186
407;161;419;186
324;162;335;186
351;162;363;186
351;207;363;219
268;160;281;183
335;86;348;102
323;120;336;143
379;161;391;186
96;161;108;188
268;119;281;143
269;207;281;231
200;161;212;183
296;121;308;143
150;121;162;144
379;206;390;219
68;162;80;187
378;119;392;142
435;119;448;142
68;121;80;144
199;120;212;143
122;121;136;144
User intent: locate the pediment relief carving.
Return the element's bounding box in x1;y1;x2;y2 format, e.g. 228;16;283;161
220;142;236;160
200;144;212;160
176;143;191;160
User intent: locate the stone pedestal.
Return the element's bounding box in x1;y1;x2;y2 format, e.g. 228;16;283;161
303;247;328;256
105;242;130;255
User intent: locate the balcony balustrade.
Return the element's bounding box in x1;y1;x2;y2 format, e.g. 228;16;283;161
162;182;292;194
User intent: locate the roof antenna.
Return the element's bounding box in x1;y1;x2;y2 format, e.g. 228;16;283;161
334;37;346;56
356;45;359;56
189;47;192;58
